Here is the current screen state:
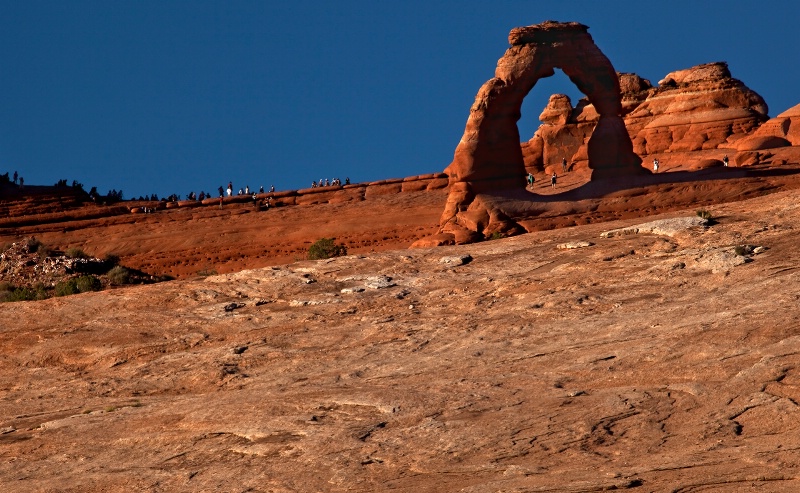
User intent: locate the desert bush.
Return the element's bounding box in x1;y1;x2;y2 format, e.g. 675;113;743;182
26;237;44;253
487;232;506;241
65;247;89;259
107;265;132;285
55;275;102;296
696;210;713;220
76;275;102;292
103;253;121;268
307;238;347;260
54;279;79;297
6;286;47;302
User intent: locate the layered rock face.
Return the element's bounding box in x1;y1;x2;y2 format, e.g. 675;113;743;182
441;21;642;242
628;62;768;154
738;102;800;151
523;62;769;170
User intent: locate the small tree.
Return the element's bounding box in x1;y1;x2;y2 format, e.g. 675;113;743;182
307;238;347;260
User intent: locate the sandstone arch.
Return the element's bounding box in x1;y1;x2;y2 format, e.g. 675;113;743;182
438;21;644;243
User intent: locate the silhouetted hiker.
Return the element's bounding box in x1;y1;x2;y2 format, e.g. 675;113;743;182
723;154;729;167
259;185;264;193
227;182;233;196
653;158;659;172
270;185;275;192
562;158;567;172
345;177;350;185
550;172;557;188
245;185;250;194
526;172;534;188
218;186;224;197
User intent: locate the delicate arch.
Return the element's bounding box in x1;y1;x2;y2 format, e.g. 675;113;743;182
438;21;644;242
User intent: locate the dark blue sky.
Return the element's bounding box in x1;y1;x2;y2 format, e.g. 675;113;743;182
2;1;798;199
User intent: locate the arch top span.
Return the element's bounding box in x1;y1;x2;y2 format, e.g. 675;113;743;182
508;20;589;45
435;20;646;243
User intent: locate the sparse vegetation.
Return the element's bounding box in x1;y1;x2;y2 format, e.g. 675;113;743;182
54;275;102;296
487;232;506;241
196;268;219;277
103;253;121;268
25;237;44;253
307;238;348;260
107;265;132;286
696;209;713;220
2;284;48;302
0;239;165;303
65;247;89;259
76;275;102;292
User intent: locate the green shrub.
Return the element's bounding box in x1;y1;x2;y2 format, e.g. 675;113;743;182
65;247;89;259
76;275;102;292
54;279;79;297
307;238;347;260
107;265;132;285
696;210;713;220
7;287;42;301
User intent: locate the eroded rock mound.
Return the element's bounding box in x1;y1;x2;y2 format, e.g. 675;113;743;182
627;62;768;154
439;21;643;243
745;102;800;148
522;63;769;172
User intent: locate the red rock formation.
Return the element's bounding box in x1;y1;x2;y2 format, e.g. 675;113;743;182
440;21;643;243
627;62;768;154
523;63;769;173
743;102;800;149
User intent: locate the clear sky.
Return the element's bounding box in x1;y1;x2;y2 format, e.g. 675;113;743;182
2;1;798;199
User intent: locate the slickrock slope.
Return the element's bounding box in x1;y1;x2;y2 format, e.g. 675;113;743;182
3;188;800;491
0;186;448;279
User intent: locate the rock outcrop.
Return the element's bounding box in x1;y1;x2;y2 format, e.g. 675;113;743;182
522;62;769;171
741;102;800;149
628;62;768;154
440;21;643;243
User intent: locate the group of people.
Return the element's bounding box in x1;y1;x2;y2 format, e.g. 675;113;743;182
221;183;275;197
311;177;349;188
525;158;570;190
